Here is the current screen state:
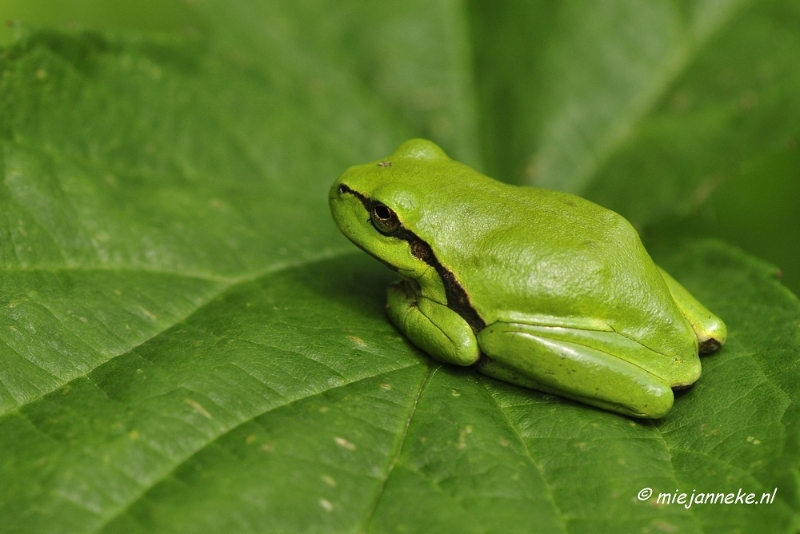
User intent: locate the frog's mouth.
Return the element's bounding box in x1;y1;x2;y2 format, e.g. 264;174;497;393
346;237;407;276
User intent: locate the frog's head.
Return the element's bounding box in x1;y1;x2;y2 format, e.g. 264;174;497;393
329;139;450;280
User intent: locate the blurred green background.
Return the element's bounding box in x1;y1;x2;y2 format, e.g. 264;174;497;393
2;0;797;296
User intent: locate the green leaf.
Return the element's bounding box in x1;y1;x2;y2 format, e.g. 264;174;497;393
1;1;799;533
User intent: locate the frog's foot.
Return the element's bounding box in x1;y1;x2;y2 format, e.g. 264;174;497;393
386;280;480;366
698;337;722;355
658;267;727;354
476;323;691;418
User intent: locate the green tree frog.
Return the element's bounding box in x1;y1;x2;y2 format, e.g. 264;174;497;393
329;139;726;418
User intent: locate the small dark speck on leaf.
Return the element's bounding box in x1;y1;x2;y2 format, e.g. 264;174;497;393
378;161;392;167
775;269;783;278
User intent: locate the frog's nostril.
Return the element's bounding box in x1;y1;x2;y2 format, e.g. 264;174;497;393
337;184;347;195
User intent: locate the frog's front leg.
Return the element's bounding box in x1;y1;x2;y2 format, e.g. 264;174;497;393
386;280;480;366
476;323;674;418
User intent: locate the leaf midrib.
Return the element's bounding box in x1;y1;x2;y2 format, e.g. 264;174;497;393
480;379;571;534
356;364;438;534
84;362;426;534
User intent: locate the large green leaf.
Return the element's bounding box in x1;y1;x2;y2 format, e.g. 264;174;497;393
1;1;799;533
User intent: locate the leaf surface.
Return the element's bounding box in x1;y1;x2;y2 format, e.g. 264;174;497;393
1;2;799;533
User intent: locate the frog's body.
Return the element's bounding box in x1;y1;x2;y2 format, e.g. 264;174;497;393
329;139;726;418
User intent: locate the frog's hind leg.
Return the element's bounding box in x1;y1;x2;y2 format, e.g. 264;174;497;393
658;267;727;354
476;324;676;419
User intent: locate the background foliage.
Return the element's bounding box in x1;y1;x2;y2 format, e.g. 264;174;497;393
0;1;799;533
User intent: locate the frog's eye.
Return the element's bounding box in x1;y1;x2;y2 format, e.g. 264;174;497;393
370;202;401;235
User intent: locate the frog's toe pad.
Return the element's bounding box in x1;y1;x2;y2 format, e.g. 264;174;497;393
699;338;722;355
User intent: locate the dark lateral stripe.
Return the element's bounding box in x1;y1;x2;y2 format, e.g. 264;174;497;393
337;183;368;204
392;227;486;332
338;183;486;333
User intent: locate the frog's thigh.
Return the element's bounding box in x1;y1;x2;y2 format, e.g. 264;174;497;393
657;267;727;354
386;280;479;366
477;323;673;418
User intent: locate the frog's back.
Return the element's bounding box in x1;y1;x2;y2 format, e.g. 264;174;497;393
412;176;696;358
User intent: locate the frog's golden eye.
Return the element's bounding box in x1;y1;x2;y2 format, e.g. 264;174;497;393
370;202;401;235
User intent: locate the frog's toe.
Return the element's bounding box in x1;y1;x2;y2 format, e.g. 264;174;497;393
695;314;727;355
699;337;722;355
668;353;702;389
